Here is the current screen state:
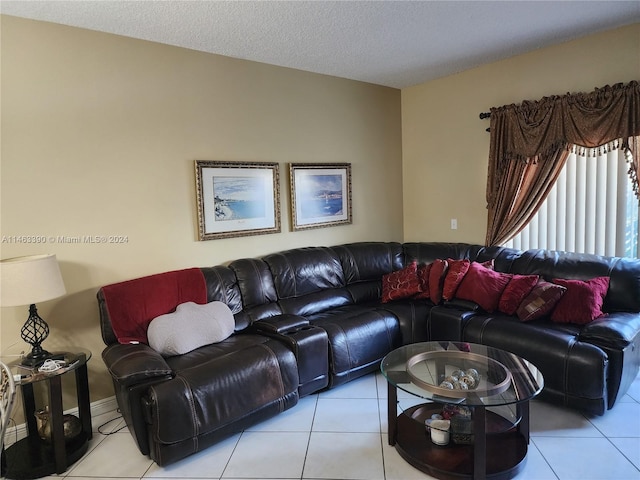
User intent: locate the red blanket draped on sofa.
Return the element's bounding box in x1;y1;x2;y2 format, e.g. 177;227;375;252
101;268;207;344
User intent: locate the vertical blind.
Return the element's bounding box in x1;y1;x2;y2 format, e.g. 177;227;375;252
505;147;639;258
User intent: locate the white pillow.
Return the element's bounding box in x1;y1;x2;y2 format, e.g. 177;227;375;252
147;301;235;356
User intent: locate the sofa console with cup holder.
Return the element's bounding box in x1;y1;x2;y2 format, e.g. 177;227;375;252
98;242;640;466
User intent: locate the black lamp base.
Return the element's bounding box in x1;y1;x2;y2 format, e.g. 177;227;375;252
20;348;53;367
20;303;52;367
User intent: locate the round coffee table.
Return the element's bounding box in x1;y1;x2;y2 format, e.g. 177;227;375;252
381;341;543;480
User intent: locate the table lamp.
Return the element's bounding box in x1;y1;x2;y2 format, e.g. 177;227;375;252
0;254;66;366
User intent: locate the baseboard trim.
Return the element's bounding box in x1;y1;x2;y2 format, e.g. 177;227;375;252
5;395;118;445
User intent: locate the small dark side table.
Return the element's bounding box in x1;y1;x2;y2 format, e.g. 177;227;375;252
1;348;92;479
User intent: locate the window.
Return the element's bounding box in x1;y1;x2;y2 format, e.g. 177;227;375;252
504;145;639;258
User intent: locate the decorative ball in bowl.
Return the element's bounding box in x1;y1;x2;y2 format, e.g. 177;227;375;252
34;408;82;443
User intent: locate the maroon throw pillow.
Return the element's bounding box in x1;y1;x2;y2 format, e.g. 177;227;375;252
550;276;610;325
429;259;449;304
442;259;470;301
455;262;511;312
414;262;433;300
516;280;566;322
381;261;421;303
498;274;539;315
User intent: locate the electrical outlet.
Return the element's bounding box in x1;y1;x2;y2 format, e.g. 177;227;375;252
451;218;458;230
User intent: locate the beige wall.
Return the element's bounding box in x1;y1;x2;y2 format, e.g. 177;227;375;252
0;16;403;407
402;23;640;244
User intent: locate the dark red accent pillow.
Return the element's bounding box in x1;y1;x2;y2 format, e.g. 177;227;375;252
429;259;449;304
414;262;433;300
516;280;566;322
455;262;511;312
101;268;208;344
550;277;610;325
381;261;421;303
442;259;470;301
498;274;539;315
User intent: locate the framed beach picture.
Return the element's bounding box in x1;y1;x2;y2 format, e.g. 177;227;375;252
289;163;352;231
195;161;280;240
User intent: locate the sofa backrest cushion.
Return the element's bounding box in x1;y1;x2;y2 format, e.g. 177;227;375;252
229;258;282;322
332;242;404;283
474;246;523;272
510;249;640;313
264;246;351;316
277;289;353;316
264;247;346;297
100;268;208;345
403;242;485;265
200;265;248;329
332;242;404;303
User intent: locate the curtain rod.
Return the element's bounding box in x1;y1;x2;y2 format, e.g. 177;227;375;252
480;111;491;131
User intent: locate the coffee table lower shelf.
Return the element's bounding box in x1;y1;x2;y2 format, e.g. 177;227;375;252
394;404;528;480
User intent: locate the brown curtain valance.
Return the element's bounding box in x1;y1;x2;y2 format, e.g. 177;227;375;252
488;81;639;161
485;81;640;247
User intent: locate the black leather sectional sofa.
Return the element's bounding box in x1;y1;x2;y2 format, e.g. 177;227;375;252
98;242;640;466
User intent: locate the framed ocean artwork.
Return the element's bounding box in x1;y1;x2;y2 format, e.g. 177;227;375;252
195;160;280;240
289;163;352;231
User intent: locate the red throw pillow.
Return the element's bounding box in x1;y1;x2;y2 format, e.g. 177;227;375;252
498;274;539;315
550;277;610;325
429;259;449;304
455;262;511;312
516;280;566;322
414;262;433;300
442;259;470;301
381;261;421;303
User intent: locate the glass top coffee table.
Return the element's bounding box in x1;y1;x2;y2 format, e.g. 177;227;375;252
381;341;543;480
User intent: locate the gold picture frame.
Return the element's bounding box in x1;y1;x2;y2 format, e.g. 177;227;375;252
195;160;280;240
289;163;352;231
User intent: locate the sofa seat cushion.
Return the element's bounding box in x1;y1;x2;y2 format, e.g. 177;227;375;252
463;315;608;407
579;312;640;349
150;335;299;445
307;305;401;387
278;288;353;317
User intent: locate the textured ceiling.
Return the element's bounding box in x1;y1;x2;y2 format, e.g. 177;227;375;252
1;1;639;89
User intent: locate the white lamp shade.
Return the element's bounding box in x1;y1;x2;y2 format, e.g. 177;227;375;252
0;254;66;307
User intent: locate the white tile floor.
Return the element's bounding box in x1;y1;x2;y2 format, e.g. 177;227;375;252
36;371;640;480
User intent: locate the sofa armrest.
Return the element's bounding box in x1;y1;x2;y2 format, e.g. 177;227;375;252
428;305;478;341
102;343;173;387
579;312;640;349
253;314;310;334
444;298;481;312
